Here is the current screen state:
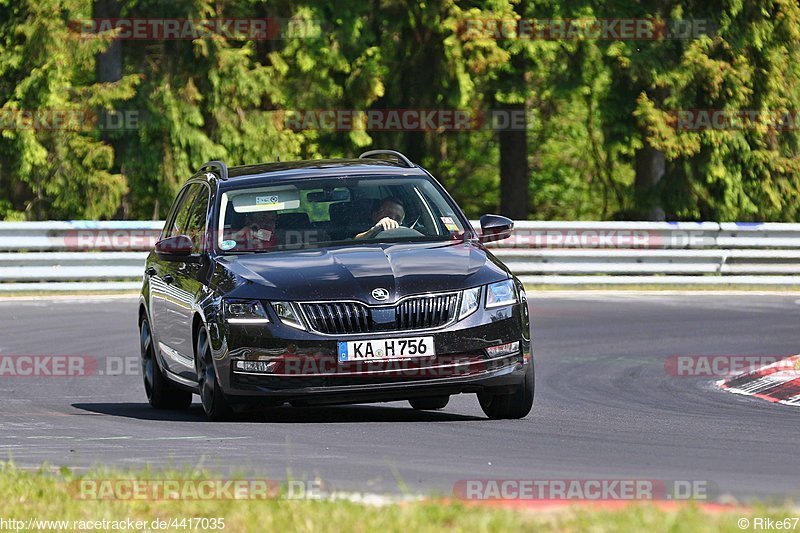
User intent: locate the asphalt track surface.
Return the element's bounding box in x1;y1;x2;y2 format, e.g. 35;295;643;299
0;293;798;502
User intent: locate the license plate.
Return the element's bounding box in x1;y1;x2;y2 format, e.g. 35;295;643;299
338;337;435;362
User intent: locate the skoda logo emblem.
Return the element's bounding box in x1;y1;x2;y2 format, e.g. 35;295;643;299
371;288;390;301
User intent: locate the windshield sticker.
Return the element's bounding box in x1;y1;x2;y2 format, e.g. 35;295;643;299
220;239;237;250
441;216;459;232
255;195;280;205
231;188;301;212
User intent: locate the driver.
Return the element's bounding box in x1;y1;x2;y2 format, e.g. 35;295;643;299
229;210;278;250
355;198;405;240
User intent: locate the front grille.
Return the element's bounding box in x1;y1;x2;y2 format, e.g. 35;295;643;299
395;293;459;330
300;293;460;335
302;302;372;334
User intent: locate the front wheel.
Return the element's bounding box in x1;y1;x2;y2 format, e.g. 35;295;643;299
196;329;233;421
477;360;534;419
140;318;192;410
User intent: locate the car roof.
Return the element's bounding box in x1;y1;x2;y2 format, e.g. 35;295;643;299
214;158;429;190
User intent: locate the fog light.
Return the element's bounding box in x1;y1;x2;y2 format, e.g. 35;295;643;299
486;341;520;357
235;360;278;373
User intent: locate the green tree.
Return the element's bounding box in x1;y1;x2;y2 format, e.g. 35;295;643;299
599;0;800;220
0;0;137;220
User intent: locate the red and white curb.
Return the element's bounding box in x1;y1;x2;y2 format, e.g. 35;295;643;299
717;354;800;406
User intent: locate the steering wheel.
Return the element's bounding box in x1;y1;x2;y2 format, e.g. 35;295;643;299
374;226;424;238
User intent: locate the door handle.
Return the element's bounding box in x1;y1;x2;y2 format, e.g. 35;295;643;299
145;267;156;276
163;274;175;284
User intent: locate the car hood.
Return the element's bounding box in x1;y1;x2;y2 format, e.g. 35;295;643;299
216;240;510;302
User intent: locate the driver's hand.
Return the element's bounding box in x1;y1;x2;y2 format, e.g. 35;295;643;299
372;217;400;234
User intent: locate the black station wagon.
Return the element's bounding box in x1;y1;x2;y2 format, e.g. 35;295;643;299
138;150;533;420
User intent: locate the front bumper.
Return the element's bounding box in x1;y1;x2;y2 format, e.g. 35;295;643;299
209;302;532;405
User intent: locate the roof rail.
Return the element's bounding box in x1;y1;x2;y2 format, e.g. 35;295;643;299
358;150;415;168
199;160;229;181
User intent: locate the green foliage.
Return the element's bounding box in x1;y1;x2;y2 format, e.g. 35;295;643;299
0;0;136;219
2;462;799;532
598;0;800;220
0;0;799;221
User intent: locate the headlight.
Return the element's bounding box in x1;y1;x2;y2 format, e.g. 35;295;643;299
459;287;481;320
224;299;269;324
485;280;517;309
271;301;306;330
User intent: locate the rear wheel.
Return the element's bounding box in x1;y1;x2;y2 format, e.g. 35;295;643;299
409;396;450;410
140;318;192;409
478;360;534;419
196;329;233;421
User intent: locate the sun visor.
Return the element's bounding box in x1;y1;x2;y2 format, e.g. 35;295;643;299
230;187;301;212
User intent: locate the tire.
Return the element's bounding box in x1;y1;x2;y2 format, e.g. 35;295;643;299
196;328;233;421
478;359;534;420
140;318;192;410
409;396;450;410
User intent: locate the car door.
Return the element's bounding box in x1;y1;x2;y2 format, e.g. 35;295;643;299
151;183;204;376
149;184;190;346
168;182;212;379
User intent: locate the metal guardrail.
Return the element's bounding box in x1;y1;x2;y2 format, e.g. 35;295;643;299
0;220;799;290
0;221;163;252
486;221;800;285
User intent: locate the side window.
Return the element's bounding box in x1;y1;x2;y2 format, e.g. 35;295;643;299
161;186;190;240
165;184;202;239
184;185;210;253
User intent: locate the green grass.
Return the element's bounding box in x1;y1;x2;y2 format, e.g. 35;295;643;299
1;464;797;532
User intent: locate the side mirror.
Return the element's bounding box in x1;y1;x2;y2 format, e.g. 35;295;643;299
155;235;197;261
479;214;514;243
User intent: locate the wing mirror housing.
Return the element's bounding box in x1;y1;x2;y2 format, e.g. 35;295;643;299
479;214;514;243
155;235;199;262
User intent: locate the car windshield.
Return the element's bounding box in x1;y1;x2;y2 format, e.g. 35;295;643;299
217;175;470;253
